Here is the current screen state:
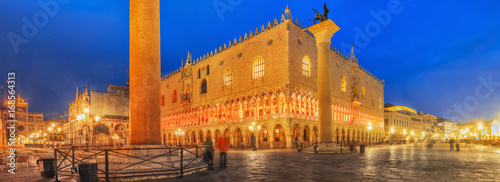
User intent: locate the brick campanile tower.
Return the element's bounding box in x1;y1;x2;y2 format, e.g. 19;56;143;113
129;0;162;145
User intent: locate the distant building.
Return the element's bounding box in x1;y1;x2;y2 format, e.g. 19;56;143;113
65;85;129;147
1;95;44;146
436;118;457;136
457;119;500;141
384;104;437;142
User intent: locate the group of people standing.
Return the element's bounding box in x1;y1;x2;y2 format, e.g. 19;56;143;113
448;138;460;151
203;136;229;169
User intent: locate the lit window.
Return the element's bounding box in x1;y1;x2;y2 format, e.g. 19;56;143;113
302;56;310;77
253;56;265;79
201;79;207;94
224;68;233;87
341;75;346;92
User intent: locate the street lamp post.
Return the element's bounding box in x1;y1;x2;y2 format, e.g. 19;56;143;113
112;134;119;148
249;122;261;151
478;123;483;144
403;129;406;144
57;128;61;147
175;129;185;146
367;123;373;147
390;127;394;144
48;127;53;148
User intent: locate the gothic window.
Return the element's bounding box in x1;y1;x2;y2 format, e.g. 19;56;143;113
224;68;233;87
253;56;265;79
361;86;365;99
302;56;310;77
341;75;346;92
201;79;207;94
161;95;165;106
172;90;177;102
206;65;210;75
198;69;201;79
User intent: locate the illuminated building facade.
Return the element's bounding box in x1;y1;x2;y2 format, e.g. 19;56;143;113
384;104;439;142
65;85;129;146
160;8;385;148
1;95;44;146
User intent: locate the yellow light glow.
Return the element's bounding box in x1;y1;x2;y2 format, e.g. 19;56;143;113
95;116;100;122
84;108;89;113
48;127;52;131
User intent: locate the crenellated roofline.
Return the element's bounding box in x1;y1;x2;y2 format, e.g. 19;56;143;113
161;7;384;85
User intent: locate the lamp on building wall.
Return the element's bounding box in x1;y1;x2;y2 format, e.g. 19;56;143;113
367;123;372;147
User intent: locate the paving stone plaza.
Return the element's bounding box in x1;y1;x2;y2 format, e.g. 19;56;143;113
2;143;499;182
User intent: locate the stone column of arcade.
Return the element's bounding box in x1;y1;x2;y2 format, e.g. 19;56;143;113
307;19;340;152
129;0;162;154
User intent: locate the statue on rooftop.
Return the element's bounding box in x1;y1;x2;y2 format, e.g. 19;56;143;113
310;3;329;25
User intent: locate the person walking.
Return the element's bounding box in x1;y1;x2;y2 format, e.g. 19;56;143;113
216;136;229;168
203;138;214;170
449;138;455;151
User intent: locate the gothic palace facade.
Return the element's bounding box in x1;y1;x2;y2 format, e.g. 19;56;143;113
161;10;385;148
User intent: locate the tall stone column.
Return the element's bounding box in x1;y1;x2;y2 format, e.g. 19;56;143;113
307;20;340;143
129;0;161;145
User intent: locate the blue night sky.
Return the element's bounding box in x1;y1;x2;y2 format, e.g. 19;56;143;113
0;0;499;122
